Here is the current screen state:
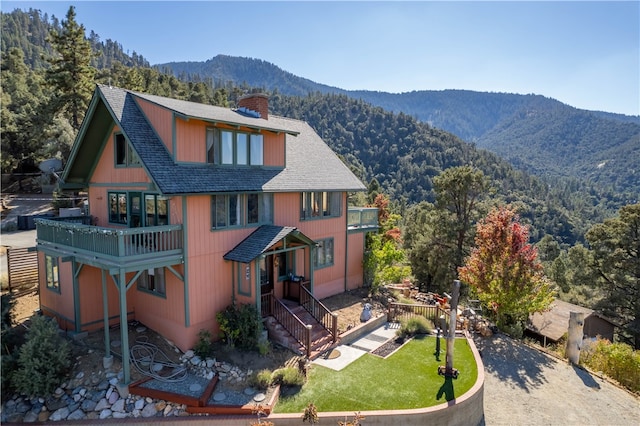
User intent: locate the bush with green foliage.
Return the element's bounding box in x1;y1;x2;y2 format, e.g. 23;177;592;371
193;329;213;358
1;293;21;396
271;367;305;386
580;338;640;393
1;293;15;332
11;315;71;396
249;369;274;390
396;316;433;338
215;303;262;350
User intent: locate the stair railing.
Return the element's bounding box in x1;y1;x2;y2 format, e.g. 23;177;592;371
271;297;312;357
299;283;338;342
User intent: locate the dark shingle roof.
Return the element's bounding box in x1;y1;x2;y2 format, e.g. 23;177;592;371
223;225;301;263
96;85;365;195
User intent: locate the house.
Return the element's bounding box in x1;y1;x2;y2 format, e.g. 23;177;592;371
35;85;377;383
527;299;616;346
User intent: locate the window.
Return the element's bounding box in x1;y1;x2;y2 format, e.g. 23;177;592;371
206;128;263;166
211;193;273;229
45;255;60;293
108;192;169;226
212;194;240;229
137;267;166;296
114;133;140;167
315;238;334;269
301;192;341;220
109;192;128;224
145;195;169;226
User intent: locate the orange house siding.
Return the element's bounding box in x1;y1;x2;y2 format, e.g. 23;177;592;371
346;232;365;290
38;253;75;330
40;88;370;354
136;98;174;155
273;192;351;299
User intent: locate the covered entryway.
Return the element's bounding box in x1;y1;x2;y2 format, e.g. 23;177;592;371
224;225;337;357
224;225;316;313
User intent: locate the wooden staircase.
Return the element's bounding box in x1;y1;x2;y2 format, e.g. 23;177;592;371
264;299;336;360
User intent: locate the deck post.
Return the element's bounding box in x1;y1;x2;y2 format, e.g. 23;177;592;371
118;268;131;386
102;269;110;358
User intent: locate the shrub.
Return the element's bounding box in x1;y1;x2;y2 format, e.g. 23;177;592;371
257;340;271;356
216;303;262;350
193;329;213;358
397;316;433;338
302;402;319;424
11;315;71;396
271;367;305;386
502;321;524;339
581;338;640;393
1;293;15;331
249;369;273;390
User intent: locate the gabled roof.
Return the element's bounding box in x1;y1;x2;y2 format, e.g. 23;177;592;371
223;225;314;263
62;85;366;195
527;299;615;342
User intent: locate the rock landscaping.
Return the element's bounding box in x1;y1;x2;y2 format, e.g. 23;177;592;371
1;348;263;423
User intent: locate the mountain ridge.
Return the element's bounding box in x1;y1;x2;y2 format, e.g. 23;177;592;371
159;54;640;194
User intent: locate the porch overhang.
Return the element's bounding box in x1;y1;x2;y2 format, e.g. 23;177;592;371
223;225;315;263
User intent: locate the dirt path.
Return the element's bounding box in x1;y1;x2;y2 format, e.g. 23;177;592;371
475;334;640;425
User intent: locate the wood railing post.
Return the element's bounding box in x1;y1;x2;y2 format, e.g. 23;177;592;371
331;312;338;342
305;324;312;358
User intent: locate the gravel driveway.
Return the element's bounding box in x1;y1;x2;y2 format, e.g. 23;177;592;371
475;334;640;425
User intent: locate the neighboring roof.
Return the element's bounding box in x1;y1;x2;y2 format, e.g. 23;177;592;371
63;85;366;195
223;225;314;263
527;299;611;342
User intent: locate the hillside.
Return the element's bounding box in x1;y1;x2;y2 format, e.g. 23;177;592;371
159;55;640;195
1;7;635;245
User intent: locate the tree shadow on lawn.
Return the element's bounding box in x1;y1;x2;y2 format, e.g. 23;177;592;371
436;376;456;403
474;333;556;392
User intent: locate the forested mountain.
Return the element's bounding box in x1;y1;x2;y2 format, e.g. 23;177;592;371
159;55;640;195
0;7;634;245
268;92;631;245
1;8;150;71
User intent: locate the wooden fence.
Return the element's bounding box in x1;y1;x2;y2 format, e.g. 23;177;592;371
5;247;38;295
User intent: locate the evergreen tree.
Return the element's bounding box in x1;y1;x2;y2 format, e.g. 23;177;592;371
586;204;640;348
0;48;47;173
45;6;96;130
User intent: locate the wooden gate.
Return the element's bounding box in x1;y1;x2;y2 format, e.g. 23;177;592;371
6;247;38;295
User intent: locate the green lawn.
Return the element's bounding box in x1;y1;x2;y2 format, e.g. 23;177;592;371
274;336;478;413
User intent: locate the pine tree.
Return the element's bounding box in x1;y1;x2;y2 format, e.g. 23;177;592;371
45;5;96;130
0;48;46;173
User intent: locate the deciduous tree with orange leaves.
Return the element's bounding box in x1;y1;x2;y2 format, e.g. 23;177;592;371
459;206;555;329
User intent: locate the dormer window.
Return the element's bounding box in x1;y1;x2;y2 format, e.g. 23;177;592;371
206;128;263;166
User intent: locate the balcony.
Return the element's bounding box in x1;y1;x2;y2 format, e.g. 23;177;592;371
35;218;184;272
347;207;379;231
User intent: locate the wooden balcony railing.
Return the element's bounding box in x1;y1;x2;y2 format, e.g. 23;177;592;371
299;284;338;342
347;207;378;230
271;296;312;357
35;218;183;262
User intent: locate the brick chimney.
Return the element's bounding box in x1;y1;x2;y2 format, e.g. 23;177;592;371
237;93;268;120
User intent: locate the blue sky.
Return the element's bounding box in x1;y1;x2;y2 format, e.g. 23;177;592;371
3;1;639;116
